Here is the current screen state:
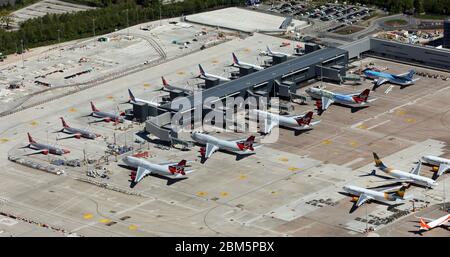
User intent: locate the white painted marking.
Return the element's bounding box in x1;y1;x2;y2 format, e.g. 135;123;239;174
367;120;391;130
384;85;394;94
351;122;363;129
343;157;365;167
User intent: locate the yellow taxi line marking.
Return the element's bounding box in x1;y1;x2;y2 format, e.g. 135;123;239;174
322;140;332;145
239;175;247;180
196;192;207;197
83;213;93;220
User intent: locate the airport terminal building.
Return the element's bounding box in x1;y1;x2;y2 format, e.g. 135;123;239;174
139;36;450;145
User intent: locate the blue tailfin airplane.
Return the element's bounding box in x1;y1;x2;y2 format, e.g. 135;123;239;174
363;69;418;89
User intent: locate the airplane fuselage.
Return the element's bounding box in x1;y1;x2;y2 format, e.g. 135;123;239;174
191;132;244;153
200;73;230;82
377;167;437;188
306;88;361;107
123;156;172;177
93;111;124;123
253;110;317;129
343;185;401;203
30;142;67;155
421;155;450;166
364;70;414;86
63;127;97;139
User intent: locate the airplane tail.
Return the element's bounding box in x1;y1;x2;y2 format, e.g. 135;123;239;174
60;117;69;128
353;89;370;103
90;101;99;112
168;160;187;175
404;69;415;80
127;89;136;102
394;184;409;199
373;152;387;169
161;76;169;87
27;132;36;144
198;64;205;76
246;135;255;151
232;53;239;65
237;135;255;151
295;111;313;126
419;218;431;231
266;45;273;55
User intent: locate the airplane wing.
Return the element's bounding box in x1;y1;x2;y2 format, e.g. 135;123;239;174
375;78;388;86
371;184;405;192
205;143;220;159
356;193;373;207
411;162;422;175
159;160;194;166
437;163;450;176
373;178;416;184
135;166;151;183
321;97;334;111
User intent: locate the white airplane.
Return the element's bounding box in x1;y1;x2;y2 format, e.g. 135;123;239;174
191;132;260;162
122;155;194;186
155;76;192;95
231;53;264;71
418;214;450;232
372;152;438;188
342;184;410;212
127;89;160;106
421;155;450;177
305;87;374;111
251;110;321;134
198;64;230;82
260;45;293;57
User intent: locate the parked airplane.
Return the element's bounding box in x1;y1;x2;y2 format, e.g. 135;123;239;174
231;53;264;71
60;117;100;139
191;132;260;162
198;64;230;82
123;155;194;186
305;87;373;111
26;133;70;155
127;89;160;106
90;102;124;123
421;155;450;177
251;110;320;134
260;45;293;57
372;152;438;188
418;214;450;232
154;76;192;94
363;69;418;89
342;184;409;212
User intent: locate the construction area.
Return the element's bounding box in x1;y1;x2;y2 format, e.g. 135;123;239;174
0;6;449;237
8;0;96;30
0;17;236;115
